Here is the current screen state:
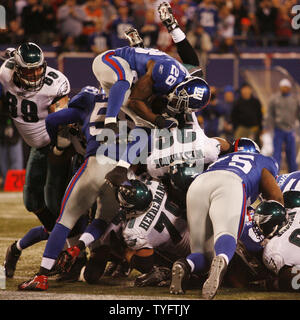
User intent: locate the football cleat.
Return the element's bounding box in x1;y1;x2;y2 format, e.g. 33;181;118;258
158;2;179;32
124;27;144;48
18;274;48;291
56;245;81;274
4;241;22;278
169;259;191;294
135;265;171;287
202;255;227;300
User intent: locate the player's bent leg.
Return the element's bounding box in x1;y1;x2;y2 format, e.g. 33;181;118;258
202;172;246;299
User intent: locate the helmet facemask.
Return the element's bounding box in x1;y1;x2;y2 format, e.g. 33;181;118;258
166;87;189;115
14;43;47;92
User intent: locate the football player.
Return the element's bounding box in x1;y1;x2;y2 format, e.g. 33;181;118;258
259;172;300;291
1;43;73;278
81;174;191;286
169;138;284;299
0;43;71;228
17;86;126;291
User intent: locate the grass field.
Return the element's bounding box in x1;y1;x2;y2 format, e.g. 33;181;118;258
1;191;300;301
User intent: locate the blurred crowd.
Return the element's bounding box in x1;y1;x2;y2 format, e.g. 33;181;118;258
1;0;300;56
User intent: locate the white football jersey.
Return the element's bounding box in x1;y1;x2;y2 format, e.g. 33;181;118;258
262;208;300;274
123;179;190;259
0;59;70;148
147;113;221;178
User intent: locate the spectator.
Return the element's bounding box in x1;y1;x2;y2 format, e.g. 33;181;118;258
101;0;117;28
21;0;46;43
140;9;159;48
195;0;219;40
187;23;213;76
266;78;300;173
0;111;24;189
0;19;25;45
256;0;278;46
131;0;147;30
57;0;87;38
109;4;136;48
222;85;235;140
180;0;198;32
275;6;292;46
231;83;263;145
88;17;110;54
231;0;248;35
82;0;103;37
40;0;57;44
198;87;226;137
217;5;235;40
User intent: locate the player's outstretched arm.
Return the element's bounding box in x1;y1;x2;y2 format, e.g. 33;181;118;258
259;168;284;204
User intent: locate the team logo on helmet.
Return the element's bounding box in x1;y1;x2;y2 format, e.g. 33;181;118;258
166;76;211;115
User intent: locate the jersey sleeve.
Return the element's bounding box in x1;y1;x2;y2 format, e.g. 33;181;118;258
56;74;70;98
152;59;186;94
265;156;279;177
68;90;96;110
45;108;83;143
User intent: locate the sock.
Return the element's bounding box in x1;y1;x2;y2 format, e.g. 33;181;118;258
43;223;71;260
18;226;49;250
170;28;186;43
79;219;108;247
175;37;199;67
186;252;208;273
214;234;236;264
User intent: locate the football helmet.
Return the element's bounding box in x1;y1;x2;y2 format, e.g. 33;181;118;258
283;190;300;209
166;76;211;115
233;138;260;154
254;200;287;238
117;180;153;216
169;162;201;192
14;42;47;91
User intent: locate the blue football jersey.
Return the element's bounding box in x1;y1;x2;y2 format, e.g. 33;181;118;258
114;46;189;94
277;171;300;192
239;221;264;253
206;152;279;203
46;86;111;158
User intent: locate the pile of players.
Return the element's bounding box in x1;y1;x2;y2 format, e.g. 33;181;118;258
1;2;299;299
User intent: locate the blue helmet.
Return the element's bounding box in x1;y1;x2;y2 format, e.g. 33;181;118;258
233;138;260;154
166;76;211;114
